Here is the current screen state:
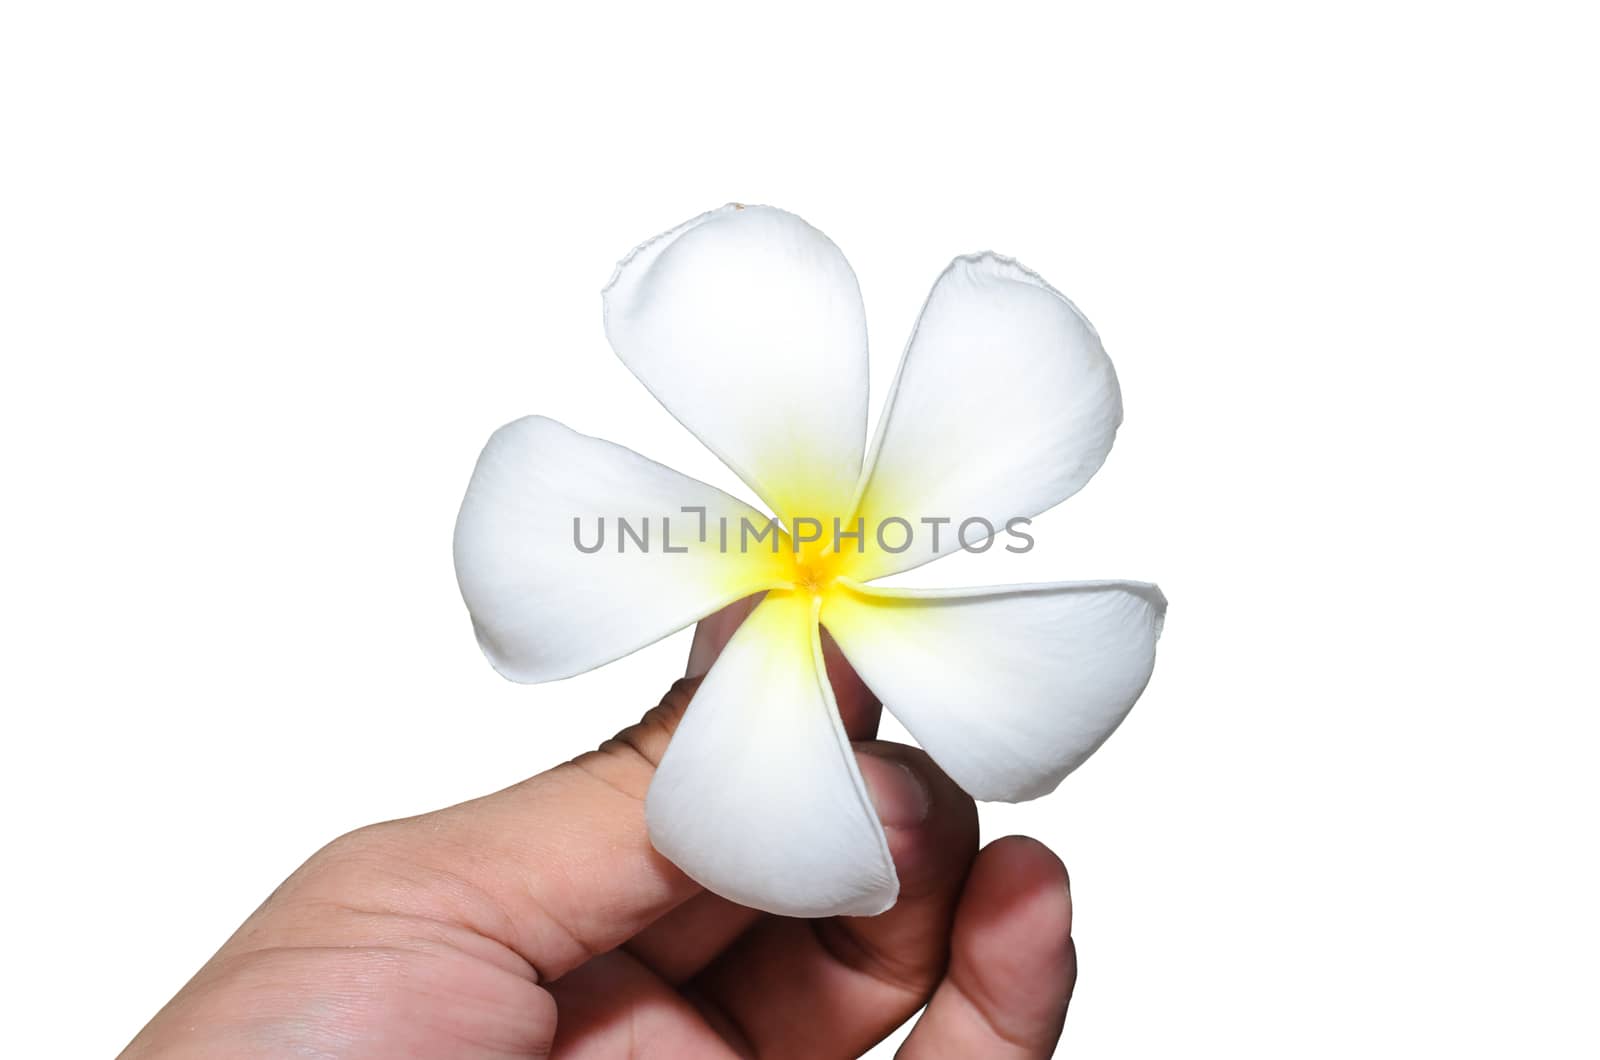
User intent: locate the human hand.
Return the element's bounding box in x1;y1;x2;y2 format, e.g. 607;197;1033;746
123;605;1077;1058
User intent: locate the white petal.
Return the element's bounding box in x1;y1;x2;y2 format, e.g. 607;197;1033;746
849;254;1122;580
646;590;898;917
604;204;869;522
453;416;788;683
820;578;1166;802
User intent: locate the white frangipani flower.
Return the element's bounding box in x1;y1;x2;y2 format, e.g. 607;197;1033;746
454;204;1166;918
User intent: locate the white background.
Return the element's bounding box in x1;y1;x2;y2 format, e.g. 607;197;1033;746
4;3;1596;1056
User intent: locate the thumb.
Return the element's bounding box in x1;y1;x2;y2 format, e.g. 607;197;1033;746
302;678;711;984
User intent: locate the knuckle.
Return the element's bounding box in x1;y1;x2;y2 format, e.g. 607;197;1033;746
812;918;941;1001
656;676;701;722
602;677;703;768
572;677;705;798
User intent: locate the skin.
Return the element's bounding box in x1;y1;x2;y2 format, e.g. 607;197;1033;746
123;602;1078;1058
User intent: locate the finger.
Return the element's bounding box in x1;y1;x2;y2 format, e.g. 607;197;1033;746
622;888;755;983
545;949;742;1058
684;741;980;1058
623;618;884;984
688;597;881;736
899;837;1077;1059
686;593;763;677
821;622;883;739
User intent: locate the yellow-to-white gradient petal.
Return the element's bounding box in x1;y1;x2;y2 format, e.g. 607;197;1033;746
453;416;788;683
821;578;1166;802
603;204;869;523
849;253;1122;581
646;590;898;917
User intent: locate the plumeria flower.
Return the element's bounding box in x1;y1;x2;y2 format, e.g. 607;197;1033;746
454;204;1166;918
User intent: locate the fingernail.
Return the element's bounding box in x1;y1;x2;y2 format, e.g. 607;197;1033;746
857;749;932;829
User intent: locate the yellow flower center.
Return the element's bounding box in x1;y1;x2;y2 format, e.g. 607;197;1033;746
790;553;838;596
782;522;855;600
